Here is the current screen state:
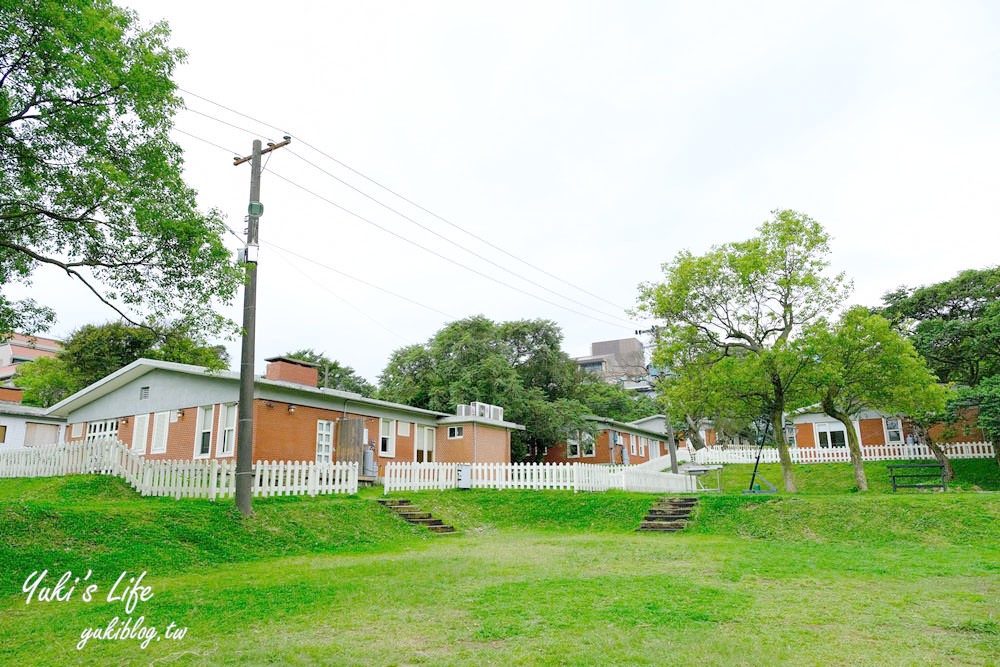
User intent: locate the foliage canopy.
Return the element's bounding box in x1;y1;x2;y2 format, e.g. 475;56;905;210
0;0;241;338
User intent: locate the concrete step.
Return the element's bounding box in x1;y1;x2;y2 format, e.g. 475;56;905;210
637;525;685;532
428;525;457;534
659;498;697;506
407;517;443;526
377;498;412;506
649;505;694;514
643;512;689;523
638;520;686;530
396;511;432;520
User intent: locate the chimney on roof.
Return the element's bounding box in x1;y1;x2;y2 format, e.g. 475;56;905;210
0;386;24;404
264;357;319;387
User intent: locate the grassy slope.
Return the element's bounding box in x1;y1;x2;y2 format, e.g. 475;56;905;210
1;461;998;666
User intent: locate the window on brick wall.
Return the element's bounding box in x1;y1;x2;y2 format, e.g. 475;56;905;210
217;404;236;457
447;425;463;439
194;405;213;458
149;412;169;454
885;418;902;443
566;432;580;458
316;420;334;463
816;422;847;448
85;419;118;443
380;418;396;457
132;414;149;455
581;432;595;457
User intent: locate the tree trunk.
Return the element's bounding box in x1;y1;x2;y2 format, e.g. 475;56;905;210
822;399;868;491
771;409;797;493
993;437;1000;469
684;415;705;450
913;423;955;482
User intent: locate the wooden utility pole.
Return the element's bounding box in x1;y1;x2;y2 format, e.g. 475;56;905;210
233;136;290;516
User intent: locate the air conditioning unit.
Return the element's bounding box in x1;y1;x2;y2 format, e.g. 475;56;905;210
471;401;490;418
456;404;473;417
489;406;504;422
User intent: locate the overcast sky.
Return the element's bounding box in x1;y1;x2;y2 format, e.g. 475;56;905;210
16;0;1000;383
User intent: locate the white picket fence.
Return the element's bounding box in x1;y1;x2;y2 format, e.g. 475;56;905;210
0;439;358;499
383;461;695;494
689;441;995;465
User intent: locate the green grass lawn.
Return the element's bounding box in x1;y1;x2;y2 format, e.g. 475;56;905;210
1;461;998;666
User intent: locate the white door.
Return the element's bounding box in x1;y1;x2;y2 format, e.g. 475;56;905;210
416;426;436;462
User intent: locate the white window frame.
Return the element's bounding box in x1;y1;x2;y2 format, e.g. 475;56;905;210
638;437;647;458
397;421;411;437
885;417;903;444
70;423;84;439
379;418;396;457
85;419;119;443
629;434;637;456
566;432;580;458
447;425;464;439
217;403;236;458
0;424;5;445
316;420;334;463
581;431;596;458
149;412;169;454
193;405;214;459
815;422;847;448
132;413;149;455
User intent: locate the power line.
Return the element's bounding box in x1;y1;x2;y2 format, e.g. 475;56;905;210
180;103;632;325
172;121;634;328
284;148;634;325
267;245;407;340
171;126;457;320
172;127;240;156
262;240;456;319
264;169;632;328
177;87;631;312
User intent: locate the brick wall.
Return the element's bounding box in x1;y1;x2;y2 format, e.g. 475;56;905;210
859;418;886;446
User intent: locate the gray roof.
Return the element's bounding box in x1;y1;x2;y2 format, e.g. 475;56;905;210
45;359;524;430
0;401;65;421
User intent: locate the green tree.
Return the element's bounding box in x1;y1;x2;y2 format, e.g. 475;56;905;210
882;267;1000;386
805;307;944;491
0;0;241;339
14;319;228;406
378;316;589;461
639;209;851;491
12;355;75;407
573;378;658;423
284;348;376;397
949;376;1000;469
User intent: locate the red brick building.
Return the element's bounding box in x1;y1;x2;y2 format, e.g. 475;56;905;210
47;357;523;476
543;416;669;465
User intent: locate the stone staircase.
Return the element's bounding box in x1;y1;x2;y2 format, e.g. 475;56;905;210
376;498;456;534
637;496;698;532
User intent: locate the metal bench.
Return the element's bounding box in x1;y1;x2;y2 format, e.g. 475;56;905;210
887;462;947;492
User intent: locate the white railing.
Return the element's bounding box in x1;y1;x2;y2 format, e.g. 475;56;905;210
690;441;995;465
0;439;358;499
383;461;695;494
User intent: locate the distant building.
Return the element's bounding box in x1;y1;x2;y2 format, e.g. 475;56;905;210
0;333;63;382
573;338;648;382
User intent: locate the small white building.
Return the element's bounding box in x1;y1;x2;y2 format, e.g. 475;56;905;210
0;388;66;449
